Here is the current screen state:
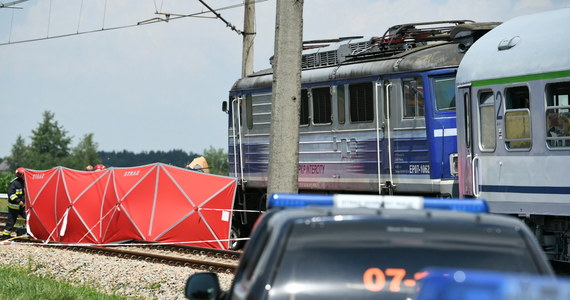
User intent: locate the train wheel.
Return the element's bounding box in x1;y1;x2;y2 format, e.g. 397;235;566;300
229;226;243;250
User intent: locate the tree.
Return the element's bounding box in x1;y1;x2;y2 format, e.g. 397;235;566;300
25;111;72;170
97;149;197;168
6;135;30;171
7;110;99;171
203;146;228;176
68;133;101;170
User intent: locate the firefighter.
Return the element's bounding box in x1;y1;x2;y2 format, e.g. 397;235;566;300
2;167;27;240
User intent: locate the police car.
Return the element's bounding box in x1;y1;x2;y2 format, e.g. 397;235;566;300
184;194;554;300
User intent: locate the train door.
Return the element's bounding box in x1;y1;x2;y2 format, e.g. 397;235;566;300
380;79;396;193
375;81;387;193
457;86;475;197
229;96;245;183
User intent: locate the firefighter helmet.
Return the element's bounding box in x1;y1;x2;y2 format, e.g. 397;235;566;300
94;164;106;171
15;167;25;178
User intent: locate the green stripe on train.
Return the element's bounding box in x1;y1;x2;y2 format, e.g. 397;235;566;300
472;70;570;87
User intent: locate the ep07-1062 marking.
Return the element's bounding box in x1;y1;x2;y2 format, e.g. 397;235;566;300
362;267;428;292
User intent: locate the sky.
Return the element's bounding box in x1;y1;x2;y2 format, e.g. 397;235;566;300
1;0;569;158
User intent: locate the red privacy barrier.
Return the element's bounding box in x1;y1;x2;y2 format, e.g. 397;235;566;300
24;163;237;249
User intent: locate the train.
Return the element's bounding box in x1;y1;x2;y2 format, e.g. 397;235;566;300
223;20;499;245
223;8;570;258
455;8;570;261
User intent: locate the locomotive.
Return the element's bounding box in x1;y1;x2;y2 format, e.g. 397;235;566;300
224;20;498;243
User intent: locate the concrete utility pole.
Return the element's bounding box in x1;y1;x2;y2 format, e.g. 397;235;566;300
267;0;303;196
242;0;255;77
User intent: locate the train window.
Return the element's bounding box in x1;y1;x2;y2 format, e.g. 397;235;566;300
546;81;570;148
232;97;242;129
246;94;253;130
312;87;332;124
479;91;496;151
349;82;374;123
337;85;346;124
504;86;531;150
434;77;456;111
403;77;425;118
300;89;309;126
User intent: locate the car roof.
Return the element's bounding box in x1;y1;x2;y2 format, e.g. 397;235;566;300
263;206;528;230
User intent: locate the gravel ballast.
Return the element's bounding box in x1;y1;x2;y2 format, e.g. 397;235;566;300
0;243;235;299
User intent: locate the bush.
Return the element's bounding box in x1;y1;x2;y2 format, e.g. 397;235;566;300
0;172;13;194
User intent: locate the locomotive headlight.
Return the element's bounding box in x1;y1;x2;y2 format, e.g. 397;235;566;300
450;153;459;176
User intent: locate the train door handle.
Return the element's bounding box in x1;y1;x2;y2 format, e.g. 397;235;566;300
472;154;480;197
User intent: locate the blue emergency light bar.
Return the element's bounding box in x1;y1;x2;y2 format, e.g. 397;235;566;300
416;268;569;300
268;193;489;213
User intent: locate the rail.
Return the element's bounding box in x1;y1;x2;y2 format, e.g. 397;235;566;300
6;238;239;273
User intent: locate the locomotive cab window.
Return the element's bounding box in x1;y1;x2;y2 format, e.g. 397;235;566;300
228;96;235;129
479;91;496;151
434;77;456;111
546;81;570;148
312;87;332;125
231;96;241;129
504;86;531;150
403;77;425;118
300;89;309;126
349;82;374;123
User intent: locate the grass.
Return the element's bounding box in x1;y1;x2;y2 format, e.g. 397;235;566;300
0;265;135;300
1;198;138;299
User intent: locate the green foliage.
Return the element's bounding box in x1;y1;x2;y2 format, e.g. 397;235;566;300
203;146;228;176
4;110;226;175
0;172;13;194
0;265;130;299
98;149;198;168
68;133;101;169
6;135;30;171
31;111;72;158
5;111;100;171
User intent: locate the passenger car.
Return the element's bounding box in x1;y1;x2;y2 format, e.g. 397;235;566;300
185;194;554;300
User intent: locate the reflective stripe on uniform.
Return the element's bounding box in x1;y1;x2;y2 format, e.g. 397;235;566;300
7;204;23;209
9;194;18;200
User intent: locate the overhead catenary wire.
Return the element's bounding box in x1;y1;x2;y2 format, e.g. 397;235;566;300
197;0;243;35
77;0;84;33
152;0;164;14
101;0;108;30
0;0;269;47
8;6;15;42
46;0;52;37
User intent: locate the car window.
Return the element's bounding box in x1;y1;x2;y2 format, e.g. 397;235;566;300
269;218;538;300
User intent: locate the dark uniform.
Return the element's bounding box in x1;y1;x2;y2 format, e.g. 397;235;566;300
2;168;26;240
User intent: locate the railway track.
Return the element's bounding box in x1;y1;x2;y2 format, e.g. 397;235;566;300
8;238;240;274
0;210;240;273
